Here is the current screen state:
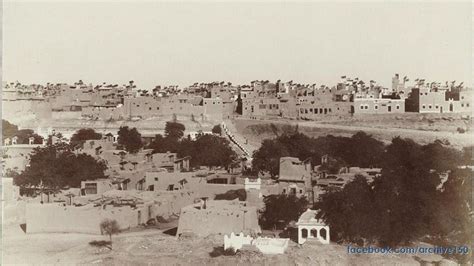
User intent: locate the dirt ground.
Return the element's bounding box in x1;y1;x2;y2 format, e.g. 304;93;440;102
232;114;473;149
2;202;452;266
4;222;439;266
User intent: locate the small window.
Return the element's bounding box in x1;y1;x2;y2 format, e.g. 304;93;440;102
422;105;426;109
360;105;364;110
420;93;423;96
435;105;438;109
429;105;432;109
154;177;158;181
396;105;400;109
299;189;303;194
467;103;470;107
374;105;378;110
461;104;464;107
365;105;369;109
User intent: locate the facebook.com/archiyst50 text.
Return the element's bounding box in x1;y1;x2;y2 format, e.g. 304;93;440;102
347;245;469;255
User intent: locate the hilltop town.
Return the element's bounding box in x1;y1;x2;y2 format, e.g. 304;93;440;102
3;75;472;122
2;74;472;265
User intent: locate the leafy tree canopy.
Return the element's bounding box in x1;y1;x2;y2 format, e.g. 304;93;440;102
14;143;107;189
260;194;309;230
316;136;471;250
2;120;43;144
164;121;185;140
212;124;222;135
70;128;102;146
251;131;385;178
117;126;143;153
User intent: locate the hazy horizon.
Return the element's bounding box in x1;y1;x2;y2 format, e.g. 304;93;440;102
3;1;472;89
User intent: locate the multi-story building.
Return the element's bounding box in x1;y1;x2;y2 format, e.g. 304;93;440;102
353;98;405;114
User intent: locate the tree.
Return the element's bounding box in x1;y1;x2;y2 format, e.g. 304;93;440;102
236;93;243;115
319;156;344;174
15;129;43;144
434;168;472;243
100;219;120;249
212;124;222;135
347;131;385;167
14;143;107;188
2;119;19;139
316;175;377;244
47;132;66;146
252;139;289;178
70;128;102;146
117;126;143;153
2;120;43;144
148;134;180;154
193;134;237;169
164;121;185;140
260;194;309;230
371;137;441;246
315;137;469;248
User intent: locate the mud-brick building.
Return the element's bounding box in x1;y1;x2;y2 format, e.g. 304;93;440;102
353;98;405;114
297;94;352;119
176;200;261;237
278;157;313;198
406;86;472;113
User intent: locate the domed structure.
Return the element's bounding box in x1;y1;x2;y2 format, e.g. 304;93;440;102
296;208;330;245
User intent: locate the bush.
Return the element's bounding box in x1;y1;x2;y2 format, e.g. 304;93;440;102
212;124;222;135
209;247;236;257
215;189;247;201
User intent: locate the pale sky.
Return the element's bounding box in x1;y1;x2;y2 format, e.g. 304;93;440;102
3;1;472;89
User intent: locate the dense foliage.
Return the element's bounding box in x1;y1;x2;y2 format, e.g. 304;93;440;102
252;131;384;178
164;121;185;140
117;126;143;153
14;143;107;188
212;124;222;135
2;120;43;144
148;122;238;169
315;137;471;256
260;194;309;230
70;128;102;146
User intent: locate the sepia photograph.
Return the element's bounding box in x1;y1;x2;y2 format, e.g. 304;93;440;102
1;1;473;265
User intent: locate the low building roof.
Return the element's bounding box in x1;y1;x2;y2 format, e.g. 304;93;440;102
296;209;326;226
